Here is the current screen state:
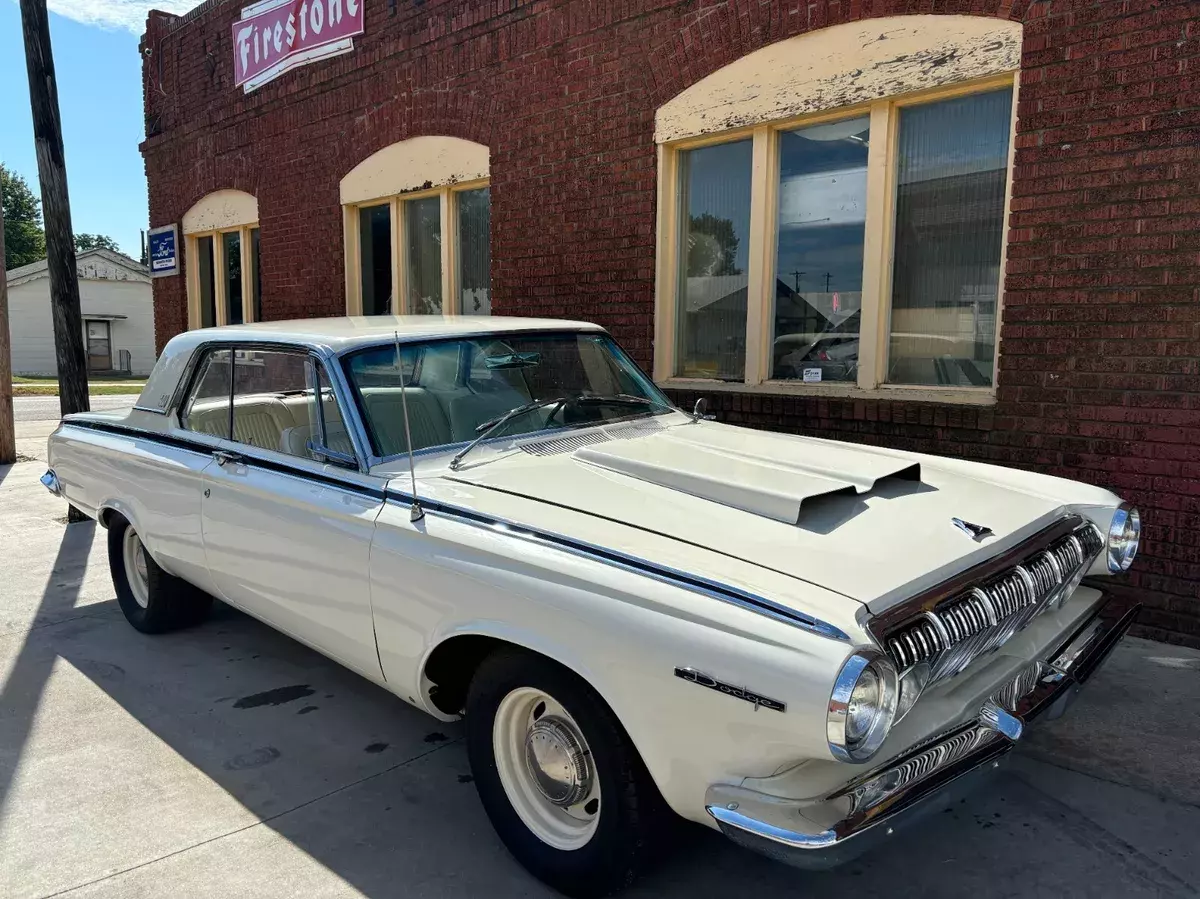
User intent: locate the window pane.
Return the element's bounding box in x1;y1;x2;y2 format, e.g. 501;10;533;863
197;236;215;328
182;348;231;437
231;349;308;453
310;362;354;458
250;227;261;322
676;140;752;381
359;204;392;316
772;117;869;383
457;187;491;314
346;333;670;456
406;196;443;314
887;88;1013;387
223;231;243;326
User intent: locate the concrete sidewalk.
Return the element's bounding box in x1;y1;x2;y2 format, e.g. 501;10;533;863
1;423;1198;897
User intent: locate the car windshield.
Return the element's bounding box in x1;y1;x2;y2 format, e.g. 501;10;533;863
343;331;673;458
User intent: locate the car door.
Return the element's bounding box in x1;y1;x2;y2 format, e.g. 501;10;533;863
198;346;385;682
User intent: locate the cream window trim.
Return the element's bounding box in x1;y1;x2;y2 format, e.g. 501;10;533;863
184;224;260;328
183;190;260;330
342;179;489;316
654;71;1018;400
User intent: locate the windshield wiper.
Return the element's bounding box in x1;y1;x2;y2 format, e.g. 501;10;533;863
448;396;570;471
447;394;668;471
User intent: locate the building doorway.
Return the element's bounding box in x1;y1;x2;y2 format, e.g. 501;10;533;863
86;320;112;372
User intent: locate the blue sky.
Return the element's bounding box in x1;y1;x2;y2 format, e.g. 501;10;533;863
1;1;193;261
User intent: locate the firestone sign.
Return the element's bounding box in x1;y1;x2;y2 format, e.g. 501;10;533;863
232;0;364;92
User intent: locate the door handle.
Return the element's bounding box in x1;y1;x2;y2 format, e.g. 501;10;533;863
213;450;247;467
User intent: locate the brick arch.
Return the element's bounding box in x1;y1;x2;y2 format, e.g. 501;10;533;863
644;2;1024;113
336;84;493;180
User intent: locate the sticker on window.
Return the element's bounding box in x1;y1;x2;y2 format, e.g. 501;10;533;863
803;368;822;383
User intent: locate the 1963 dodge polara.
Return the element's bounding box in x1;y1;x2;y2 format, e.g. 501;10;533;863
43;317;1141;896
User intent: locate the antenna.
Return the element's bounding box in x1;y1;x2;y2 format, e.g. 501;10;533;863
394;331;425;522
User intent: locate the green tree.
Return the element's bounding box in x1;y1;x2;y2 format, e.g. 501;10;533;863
74;233;121;253
686;212;742;277
1;163;47;270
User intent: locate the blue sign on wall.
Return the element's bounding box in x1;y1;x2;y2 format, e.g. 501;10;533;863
148;224;179;278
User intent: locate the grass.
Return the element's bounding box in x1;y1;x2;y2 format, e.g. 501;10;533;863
12;384;144;397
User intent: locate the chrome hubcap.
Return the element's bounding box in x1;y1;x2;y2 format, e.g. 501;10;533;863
493;687;600;850
525;717;591;807
122;527;150;609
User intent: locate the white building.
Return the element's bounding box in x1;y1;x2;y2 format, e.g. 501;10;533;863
6;249;156;377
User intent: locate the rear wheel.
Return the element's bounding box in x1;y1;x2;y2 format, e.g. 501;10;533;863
108;516;212;633
465;649;663;898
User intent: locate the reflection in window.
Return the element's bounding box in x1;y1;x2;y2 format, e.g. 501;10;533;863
888;88;1013;387
458;188;491;314
223;231;243;326
772;117;870;383
676;139;752;381
407;197;443;314
359;204;392;316
197;236;216;328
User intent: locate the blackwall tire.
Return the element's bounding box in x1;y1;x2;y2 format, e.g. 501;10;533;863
107;516;213;634
465;649;664;898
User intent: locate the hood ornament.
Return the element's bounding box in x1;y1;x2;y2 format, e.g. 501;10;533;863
952;518;993;539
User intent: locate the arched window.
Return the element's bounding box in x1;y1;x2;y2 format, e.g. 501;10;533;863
340;136;490;316
653;16;1021;399
183;189;261;329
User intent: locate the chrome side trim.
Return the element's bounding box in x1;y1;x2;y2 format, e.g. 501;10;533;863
386;495;850;642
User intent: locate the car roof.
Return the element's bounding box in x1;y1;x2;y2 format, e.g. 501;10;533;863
164;315;605;354
136;316;607;414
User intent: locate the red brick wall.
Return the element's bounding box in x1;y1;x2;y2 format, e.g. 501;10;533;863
141;0;1200;646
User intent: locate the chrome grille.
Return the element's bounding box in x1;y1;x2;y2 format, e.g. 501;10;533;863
882;523;1104;682
843;725;1000;814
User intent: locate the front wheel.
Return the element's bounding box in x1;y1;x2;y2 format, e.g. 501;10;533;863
108;516;212;633
465;650;664;898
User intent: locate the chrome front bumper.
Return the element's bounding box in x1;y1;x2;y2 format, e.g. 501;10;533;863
705;599;1140;870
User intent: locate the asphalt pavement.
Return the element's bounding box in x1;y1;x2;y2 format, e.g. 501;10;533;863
1;417;1198;898
9;395;137;422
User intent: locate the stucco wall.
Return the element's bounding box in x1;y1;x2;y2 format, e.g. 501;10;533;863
141;0;1200;646
8;277;156;376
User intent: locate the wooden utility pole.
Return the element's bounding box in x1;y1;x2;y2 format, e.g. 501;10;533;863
0;199;15;466
19;0;89;418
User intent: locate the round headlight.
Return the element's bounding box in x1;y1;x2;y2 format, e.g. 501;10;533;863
1106;504;1140;573
827;651;898;763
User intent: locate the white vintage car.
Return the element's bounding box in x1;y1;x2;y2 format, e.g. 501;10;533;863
43;317;1141;896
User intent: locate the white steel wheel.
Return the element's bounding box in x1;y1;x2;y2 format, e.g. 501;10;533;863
121;526;151;609
493;686;601;851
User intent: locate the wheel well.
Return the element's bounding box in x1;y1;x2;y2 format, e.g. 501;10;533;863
423;635;513;716
98;507;122;529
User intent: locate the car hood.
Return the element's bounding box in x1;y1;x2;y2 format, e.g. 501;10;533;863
438;419;1119;614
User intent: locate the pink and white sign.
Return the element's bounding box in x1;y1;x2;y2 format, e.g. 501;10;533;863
232;0;364;92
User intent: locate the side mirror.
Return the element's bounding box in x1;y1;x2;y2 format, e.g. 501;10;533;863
692;398;715;422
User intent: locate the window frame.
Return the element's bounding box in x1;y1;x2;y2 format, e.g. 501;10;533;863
343;179;490;317
175;341;365;472
654;72;1018;405
185;223;261;329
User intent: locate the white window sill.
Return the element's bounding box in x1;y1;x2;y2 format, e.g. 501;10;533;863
657;378;998;406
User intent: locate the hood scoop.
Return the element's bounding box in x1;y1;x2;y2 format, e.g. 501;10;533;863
573;433;920;525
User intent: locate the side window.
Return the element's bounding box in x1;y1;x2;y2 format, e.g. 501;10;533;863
230;349;310;455
181;348;232;437
308;362;355;461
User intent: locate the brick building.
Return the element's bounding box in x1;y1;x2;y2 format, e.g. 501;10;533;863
140;0;1200;646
